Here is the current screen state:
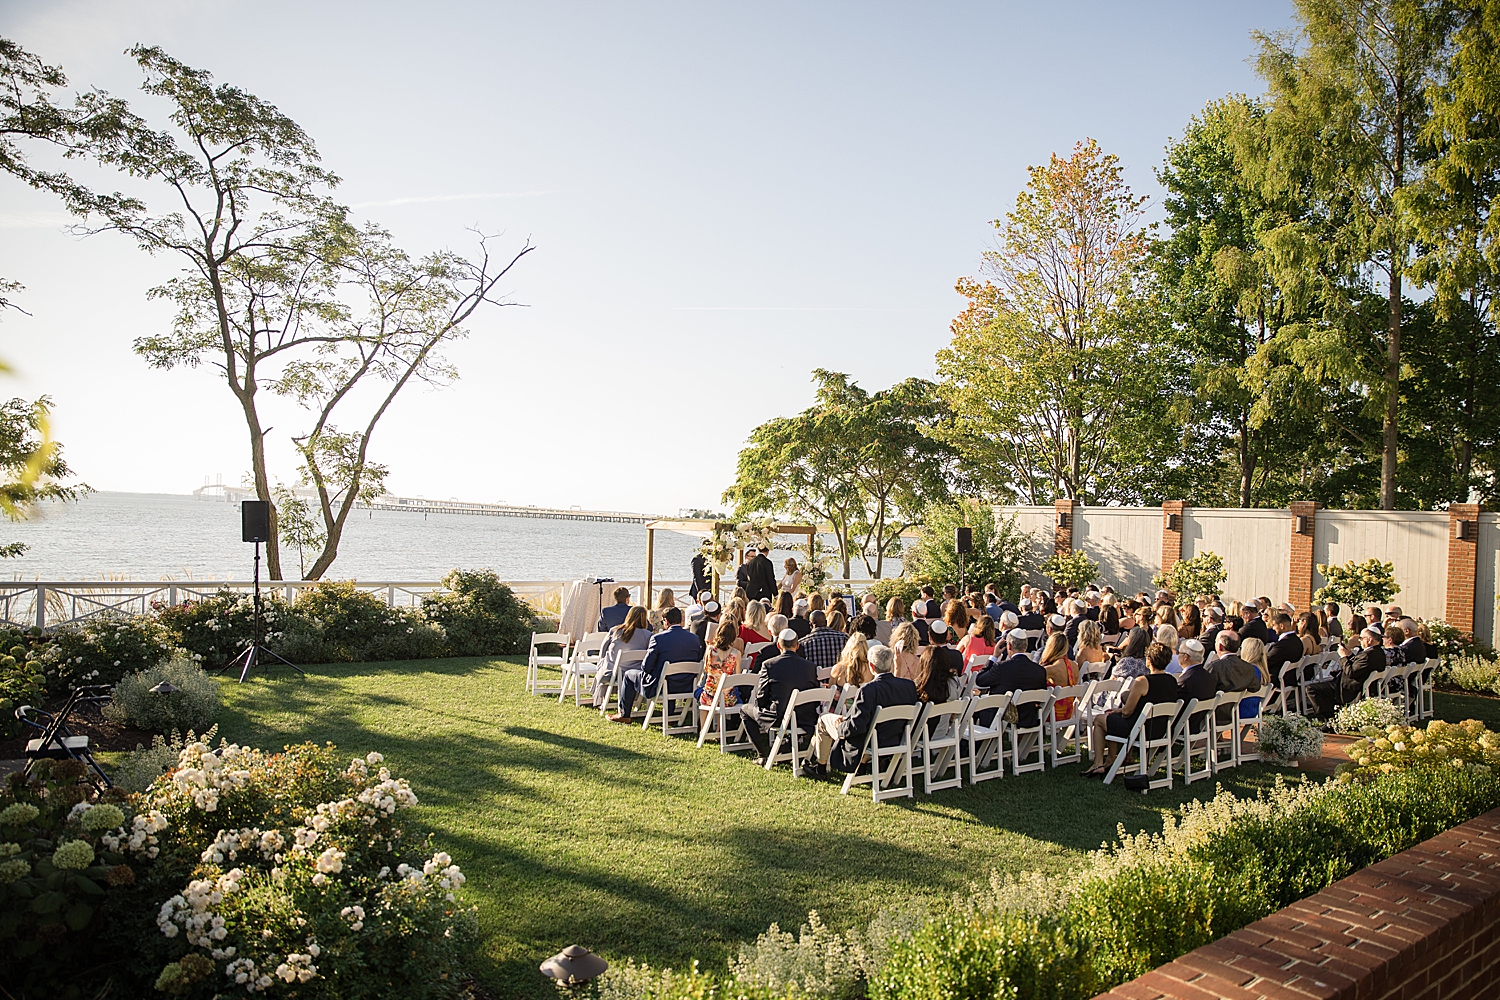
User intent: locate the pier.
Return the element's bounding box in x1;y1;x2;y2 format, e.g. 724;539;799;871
193;483;656;524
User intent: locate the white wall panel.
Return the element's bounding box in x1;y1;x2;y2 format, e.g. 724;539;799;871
999;505;1056;588
1315;511;1448;622
1076;508;1160;594
1183;508;1292;604
1477;513;1499;647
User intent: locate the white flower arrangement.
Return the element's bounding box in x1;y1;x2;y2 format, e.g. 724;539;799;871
1332;697;1407;735
1257;713;1325;766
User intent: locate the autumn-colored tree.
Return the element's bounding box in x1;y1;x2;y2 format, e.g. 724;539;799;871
937;139;1180;503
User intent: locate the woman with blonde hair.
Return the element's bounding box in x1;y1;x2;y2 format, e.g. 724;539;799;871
1075;619;1108;679
890;621;921;680
1240;636;1269;686
779;557;802;595
1038;632;1077;719
831;632;872;688
647;588;676;630
593;606;652;708
740;601;771;644
885;596;906;622
827;606;848;634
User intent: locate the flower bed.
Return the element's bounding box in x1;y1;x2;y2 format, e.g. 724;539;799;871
0;740;475;999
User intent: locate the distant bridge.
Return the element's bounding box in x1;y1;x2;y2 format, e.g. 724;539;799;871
192;484;655;524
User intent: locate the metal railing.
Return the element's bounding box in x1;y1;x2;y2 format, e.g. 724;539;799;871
0;576;887;631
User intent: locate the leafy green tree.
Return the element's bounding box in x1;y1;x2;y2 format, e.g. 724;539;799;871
1314;557;1401;606
901;501;1035;598
1250;1;1453;509
1040;549;1101;592
1153;551;1228;598
271;484;324;578
936;139;1186;504
0;397;87;558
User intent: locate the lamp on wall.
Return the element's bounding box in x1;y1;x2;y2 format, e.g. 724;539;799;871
1164;512;1181;532
1056;510;1068;529
1296;514;1310;535
1456;519;1476;542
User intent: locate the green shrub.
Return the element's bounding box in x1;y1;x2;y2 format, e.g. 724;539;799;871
1313;557;1399;608
0;642;45;738
728;911;873;1000
1040;549;1100;592
871;911;1093;1000
1151;551;1226;598
901;502;1034;596
33;615;176;695
111;726;218;794
1440;656;1500;694
422;569;536;655
0;760;156;998
281;580;447;663
104;655;220;734
153;591;273;670
860;579;922;614
1336;718;1500;781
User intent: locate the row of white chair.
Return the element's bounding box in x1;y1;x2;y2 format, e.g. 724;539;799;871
1268;651;1434;722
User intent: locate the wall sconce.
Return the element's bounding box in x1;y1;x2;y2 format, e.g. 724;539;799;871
1295;514;1309;535
1456;519;1475;542
1056;511;1068;528
1164;513;1181;532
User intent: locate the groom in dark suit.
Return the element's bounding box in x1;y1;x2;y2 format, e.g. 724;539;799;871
744;545;778;602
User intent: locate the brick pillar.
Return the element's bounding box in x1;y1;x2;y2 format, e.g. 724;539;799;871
1288;501;1318;612
1054;498;1078;557
1448;503;1481;636
1161;500;1185;575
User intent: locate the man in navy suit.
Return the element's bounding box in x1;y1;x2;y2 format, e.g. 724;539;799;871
1265;612;1306;687
597;586;633;632
975;630;1049;727
744;629;820;759
814;645;919;778
610;607;704;722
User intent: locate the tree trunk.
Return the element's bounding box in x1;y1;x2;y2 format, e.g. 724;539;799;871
1381;262;1401;510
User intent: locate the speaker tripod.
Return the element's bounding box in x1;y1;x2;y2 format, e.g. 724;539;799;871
221;539;303;683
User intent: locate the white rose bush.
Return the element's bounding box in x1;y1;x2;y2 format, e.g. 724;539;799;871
0;742;476;999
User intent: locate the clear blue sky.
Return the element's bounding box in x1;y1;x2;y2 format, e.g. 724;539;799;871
0;0;1294;514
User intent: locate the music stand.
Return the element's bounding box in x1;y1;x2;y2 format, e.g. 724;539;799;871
222;500;304;683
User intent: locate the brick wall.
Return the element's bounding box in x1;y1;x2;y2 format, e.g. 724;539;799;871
1055;499;1077;558
1448;504;1481;637
1289;501;1318;613
1093;807;1500;1000
1161;501;1184;576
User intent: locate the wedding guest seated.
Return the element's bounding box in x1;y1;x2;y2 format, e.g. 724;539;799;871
1176;638;1215;705
610;606;703;722
975;629;1048;726
800;610;847;674
698;619;743;707
1324;602;1344;641
890;621;921;680
1206;631;1258;697
788;598;813;639
851;613;880;645
1110;627;1151;680
598;586;633;631
740;601;772;645
1083;641;1179;776
1381;624;1408;666
593;606;652;708
1265;612;1304;684
1016;598;1044;632
809;645;918;779
958;615;996;662
691;599;722;643
827;606;848;634
915;643;963;706
1199;606;1225;656
743;628;820;762
1038;633;1077;719
1307;627;1386;718
831;632;873;688
1075;620;1108;678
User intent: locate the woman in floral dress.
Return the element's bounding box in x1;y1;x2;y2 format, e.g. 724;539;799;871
699;619;743;707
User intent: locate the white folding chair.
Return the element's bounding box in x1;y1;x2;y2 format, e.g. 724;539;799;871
841;703;926;802
1235;685;1270;763
966;653;989;674
1008;689;1052;775
832;682;860;717
527;632;571;695
914;699;969;793
641;661;704;735
697;671;758;753
1046;683;1087;767
1274;658;1307;716
1104;700;1182;790
1076;677;1125;759
1173;697;1215;784
765;688;837;775
1210;691;1241;772
596;649;647;717
961;693;1010;784
560;631;609;705
1362;666;1393;704
1417;661;1437;720
743;641;774;668
1025;629;1045;654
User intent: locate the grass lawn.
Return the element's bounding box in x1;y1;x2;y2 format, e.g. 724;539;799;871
199;657;1500;998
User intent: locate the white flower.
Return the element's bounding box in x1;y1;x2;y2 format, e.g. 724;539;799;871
315;847;344;874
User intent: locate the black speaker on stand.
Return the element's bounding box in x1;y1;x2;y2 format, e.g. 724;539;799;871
220;500;304;683
955;526;973;595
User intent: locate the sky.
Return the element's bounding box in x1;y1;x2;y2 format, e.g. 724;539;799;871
0;0;1295;516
